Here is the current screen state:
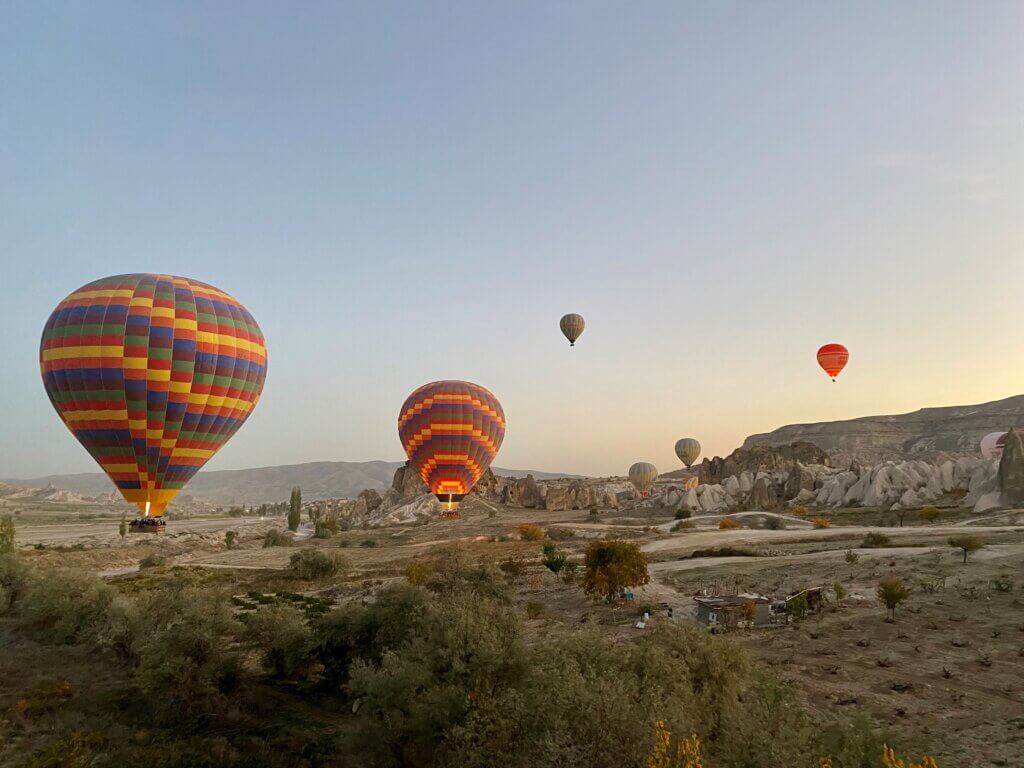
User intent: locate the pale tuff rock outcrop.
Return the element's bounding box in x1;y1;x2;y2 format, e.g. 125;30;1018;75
698;442;830;485
743;394;1024;465
784;462;815;501
997;428;1024;507
369;494;440;527
749;475;778;510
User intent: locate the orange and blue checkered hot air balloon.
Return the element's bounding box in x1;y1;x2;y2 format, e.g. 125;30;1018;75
39;274;267;525
398;380;505;514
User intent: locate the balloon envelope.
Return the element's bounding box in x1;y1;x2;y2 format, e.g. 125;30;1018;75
559;313;585;346
817;343;849;381
398;380;505;509
628;462;658;496
674;438;701;467
40;274;267;517
980;431;1008;460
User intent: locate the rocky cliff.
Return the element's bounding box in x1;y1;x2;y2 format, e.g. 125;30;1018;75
742;395;1024;465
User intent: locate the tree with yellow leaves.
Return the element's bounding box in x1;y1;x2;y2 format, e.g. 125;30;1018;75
882;745;940;768
647;721;703;768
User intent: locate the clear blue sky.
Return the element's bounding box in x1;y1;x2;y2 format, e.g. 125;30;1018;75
2;2;1022;479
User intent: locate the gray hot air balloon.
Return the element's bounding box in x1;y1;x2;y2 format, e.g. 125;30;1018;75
628;462;658;497
674;438;701;468
559;313;585;346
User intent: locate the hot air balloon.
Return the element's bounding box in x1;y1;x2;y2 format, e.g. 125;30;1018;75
628;462;658;497
40;274;267;531
816;343;849;382
560;313;585;347
398;380;505;516
674;438;701;467
980;431;1008;461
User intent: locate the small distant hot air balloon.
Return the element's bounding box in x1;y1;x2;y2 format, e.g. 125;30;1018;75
628;462;658;497
817;343;849;382
674;438;701;468
980;431;1009;461
560;313;585;347
40;274;267;531
398;380;505;516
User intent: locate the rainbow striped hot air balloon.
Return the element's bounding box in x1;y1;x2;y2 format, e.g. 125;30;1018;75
40;274;267;528
398;380;505;515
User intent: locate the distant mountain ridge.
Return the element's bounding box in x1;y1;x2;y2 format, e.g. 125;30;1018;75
743;394;1024;465
4;461;584;505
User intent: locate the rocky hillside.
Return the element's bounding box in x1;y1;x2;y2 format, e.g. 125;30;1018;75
5;461;582;505
743;394;1024;465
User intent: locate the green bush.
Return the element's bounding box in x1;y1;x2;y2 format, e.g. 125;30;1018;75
314;517;338;539
0;553;28;615
541;542;568;573
0;514;15;553
674;509;691;520
139;553;167;569
289;549;348;580
581;540;650;602
862;532;891;548
246;604;313;678
359;538;378;548
18;570;117;644
764;515;785;530
263;529;293;548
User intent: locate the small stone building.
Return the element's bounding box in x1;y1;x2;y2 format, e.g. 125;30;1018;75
693;594;787;631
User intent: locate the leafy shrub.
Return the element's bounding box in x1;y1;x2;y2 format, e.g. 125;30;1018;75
791;505;809;516
845;549;860;564
919;506;941;523
764;515;785;530
360;539;378;548
224;530;237;549
0;553;28;615
139;553;167;569
581;540;649;602
541;542;568;573
263;529;293;548
671;519;694;532
0;515;15;553
405;560;431;586
517;524;545;542
787;592;808;620
561;560;579;584
314;517;338;539
499;555;526;581
289;549;348;580
525;601;544;619
246;604;313;678
18;570;117;644
719;517;741;530
674;509;692;520
424;546;511;602
862;532;891;548
877;576;912;620
811;516;831;529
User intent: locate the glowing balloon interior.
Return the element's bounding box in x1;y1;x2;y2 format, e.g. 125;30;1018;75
40;274;267;518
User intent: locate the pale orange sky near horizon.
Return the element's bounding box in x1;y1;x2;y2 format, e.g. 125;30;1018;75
1;3;1022;480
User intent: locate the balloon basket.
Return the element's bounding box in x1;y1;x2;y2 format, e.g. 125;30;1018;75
129;519;167;534
438;510;462;521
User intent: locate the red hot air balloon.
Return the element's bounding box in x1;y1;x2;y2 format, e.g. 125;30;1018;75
816;343;849;382
398;380;505;516
40;274;267;530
